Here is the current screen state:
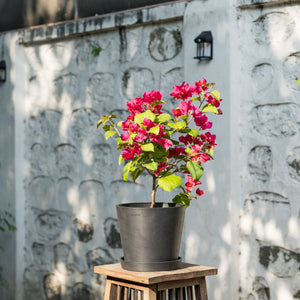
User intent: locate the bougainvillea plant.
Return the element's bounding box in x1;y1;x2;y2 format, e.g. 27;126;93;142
97;79;222;208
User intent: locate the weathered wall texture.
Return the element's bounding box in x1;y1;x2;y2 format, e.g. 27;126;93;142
237;3;300;300
0;0;300;300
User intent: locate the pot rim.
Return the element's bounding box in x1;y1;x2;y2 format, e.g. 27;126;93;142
116;202;185;209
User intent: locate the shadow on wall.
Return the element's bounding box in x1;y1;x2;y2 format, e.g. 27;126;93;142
237;5;300;300
19;20;184;299
0;33;17;300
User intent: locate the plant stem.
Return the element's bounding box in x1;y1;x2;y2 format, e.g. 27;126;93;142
151;175;156;208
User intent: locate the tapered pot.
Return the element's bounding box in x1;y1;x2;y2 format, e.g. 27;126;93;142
116;202;186;272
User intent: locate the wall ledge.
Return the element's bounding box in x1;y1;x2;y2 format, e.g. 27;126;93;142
238;0;300;9
18;1;189;45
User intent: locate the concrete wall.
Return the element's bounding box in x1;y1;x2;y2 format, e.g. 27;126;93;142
236;1;300;299
0;0;300;299
0;0;180;32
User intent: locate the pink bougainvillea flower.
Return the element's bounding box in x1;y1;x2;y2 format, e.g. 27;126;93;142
170;82;193;100
135;128;148;142
190;144;203;155
121;120;131;131
121;147;136;160
172;108;184;117
142;118;157;131
206;95;220;108
121;131;130;141
193;78;208;93
142;90;163;104
178;100;193;115
127;97;144;115
179;134;193;146
201;132;216;147
129;123;140;133
152;104;163;113
194;115;212;130
169;146;186;157
153;162;169;175
185;175;202;193
161;138;173;152
196;188;205;196
198;153;211;162
134;143;142;156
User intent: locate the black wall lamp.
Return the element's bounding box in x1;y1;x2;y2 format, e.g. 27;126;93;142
194;31;213;60
0;60;6;82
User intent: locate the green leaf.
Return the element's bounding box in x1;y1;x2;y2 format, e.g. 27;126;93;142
202;103;219;114
149;126;160;135
119;155;124;165
167;121;186;130
172;193;191;206
186;161;203;181
129;167;143;182
185;147;191;154
157;156;168;163
144;161;158;171
208;147;214;157
99;115;110;127
134;110;156;124
211;90;221;101
191;96;200;101
296;80;300;83
187;128;199;138
179;115;188;121
105;131;117;140
170;139;179;145
141;143;154;152
117;121;123;127
103;124;113;131
157;113;172;123
158;174;182;192
110;114;119;119
123;161;133;181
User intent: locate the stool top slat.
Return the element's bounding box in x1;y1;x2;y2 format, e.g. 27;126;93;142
94;263;217;285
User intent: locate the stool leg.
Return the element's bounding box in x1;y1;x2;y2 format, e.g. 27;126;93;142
104;279;117;300
194;277;208;300
144;287;157;300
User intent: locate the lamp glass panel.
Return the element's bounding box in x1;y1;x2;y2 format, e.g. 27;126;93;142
203;42;211;57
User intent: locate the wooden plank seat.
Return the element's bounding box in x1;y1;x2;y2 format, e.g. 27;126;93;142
94;263;217;300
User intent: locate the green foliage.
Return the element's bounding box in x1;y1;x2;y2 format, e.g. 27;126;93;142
172;193;191;206
91;45;102;56
202;103;219;114
186;161;203;181
172;28;181;40
158;174;182;192
134;110;156;124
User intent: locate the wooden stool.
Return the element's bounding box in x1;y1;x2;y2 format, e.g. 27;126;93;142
94;262;217;300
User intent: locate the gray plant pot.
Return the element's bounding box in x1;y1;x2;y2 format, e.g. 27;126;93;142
116;202;186;272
